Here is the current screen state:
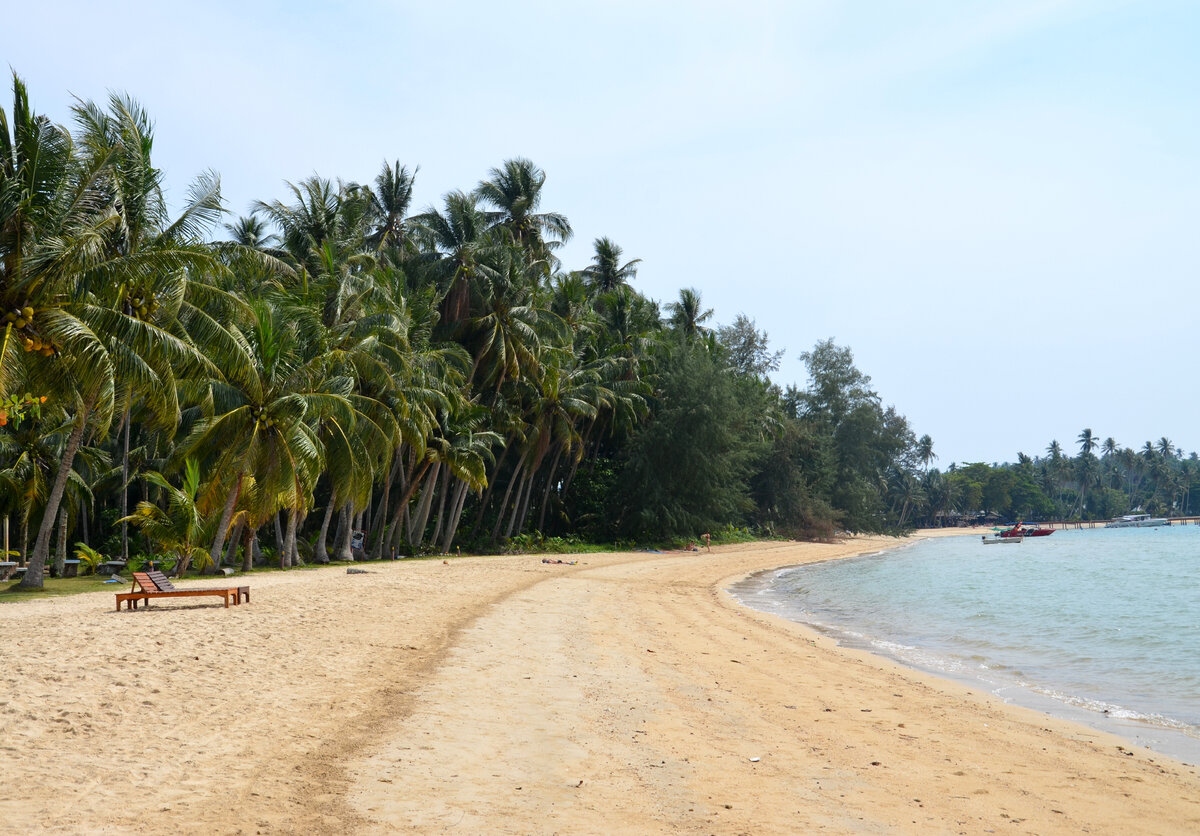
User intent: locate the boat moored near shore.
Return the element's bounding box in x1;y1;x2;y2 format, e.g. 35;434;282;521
1106;514;1169;528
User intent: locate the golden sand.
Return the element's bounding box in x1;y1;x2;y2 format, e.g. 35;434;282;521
2;532;1198;834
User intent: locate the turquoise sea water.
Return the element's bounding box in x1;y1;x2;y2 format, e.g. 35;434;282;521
728;527;1200;763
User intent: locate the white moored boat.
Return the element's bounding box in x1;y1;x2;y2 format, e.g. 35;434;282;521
1105;514;1169;528
981;535;1022;544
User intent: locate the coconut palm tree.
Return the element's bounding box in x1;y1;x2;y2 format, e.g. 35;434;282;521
119;458;211;574
916;434;936;472
353;160;417;254
410;190;501;331
177;301;336;569
582;237;640;297
2;79;217;588
474;158;571;265
666;287;713;342
72;92;227;563
1077;428;1099;456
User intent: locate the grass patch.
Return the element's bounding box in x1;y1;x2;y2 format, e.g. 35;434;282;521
1;574;122;602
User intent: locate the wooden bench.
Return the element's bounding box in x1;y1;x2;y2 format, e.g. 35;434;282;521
115;571;247;611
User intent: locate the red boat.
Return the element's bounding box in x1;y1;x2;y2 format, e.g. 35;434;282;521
999;522;1054;538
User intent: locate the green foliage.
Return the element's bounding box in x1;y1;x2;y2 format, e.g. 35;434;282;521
611;342;767;538
72;542;104;575
3;72;938;582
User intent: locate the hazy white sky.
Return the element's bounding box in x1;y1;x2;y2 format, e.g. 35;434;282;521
7;0;1199;465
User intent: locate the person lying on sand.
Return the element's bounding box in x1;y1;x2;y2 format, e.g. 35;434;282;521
542;558;577;565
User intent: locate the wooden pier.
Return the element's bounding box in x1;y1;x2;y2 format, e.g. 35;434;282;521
1041;517;1200;530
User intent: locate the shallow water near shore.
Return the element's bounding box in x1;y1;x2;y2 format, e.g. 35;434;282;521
729;527;1200;763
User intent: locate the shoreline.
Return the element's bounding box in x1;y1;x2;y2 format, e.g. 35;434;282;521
724;530;1200;767
3;534;1199;833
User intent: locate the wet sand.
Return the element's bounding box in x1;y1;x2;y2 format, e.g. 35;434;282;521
2;533;1198;834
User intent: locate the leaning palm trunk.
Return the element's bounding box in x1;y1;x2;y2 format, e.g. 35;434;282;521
504;472;532;540
223;520;244;568
369;458;400;560
22;405;91;589
408;463;441;548
313;499;336;563
516;467;540;536
207;472;245;574
470;443;513;539
490;453;527;542
429;466;452;548
536;445;566;533
440;481;470;554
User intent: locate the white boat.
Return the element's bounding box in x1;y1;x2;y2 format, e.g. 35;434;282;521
981;535;1022;544
1105;514;1169;528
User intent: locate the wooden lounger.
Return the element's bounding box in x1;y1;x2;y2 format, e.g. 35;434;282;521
115;570;247;611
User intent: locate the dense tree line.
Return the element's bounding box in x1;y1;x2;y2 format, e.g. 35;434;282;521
909;430;1200;526
0;75;929;588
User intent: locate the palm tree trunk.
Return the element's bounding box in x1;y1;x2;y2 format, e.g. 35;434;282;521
388;458;434;556
314;499;336;563
54;508;68;578
335;504;354;561
281;506;299;568
516;468;538;536
332;501;348;556
120;408;131;563
537;445;566;533
22;404;91;589
18;515;29;566
224;520;244;567
440;481;470;554
241;525;257;572
292;508;306;565
491;452;527;542
559;422;595;500
430;465;452;547
408;463;441;548
207;471;245;573
470;442;513;538
273;511;285;557
505;472;532;540
369;457;400;559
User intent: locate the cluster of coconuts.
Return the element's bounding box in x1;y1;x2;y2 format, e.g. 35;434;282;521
250;406;276;429
127;290;158;320
2;306;57;357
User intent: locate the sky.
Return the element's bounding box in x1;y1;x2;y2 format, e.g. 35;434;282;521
6;0;1199;466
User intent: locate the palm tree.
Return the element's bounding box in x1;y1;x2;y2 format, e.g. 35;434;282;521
353;160;417;253
410;190;500;330
666;287;713;342
474;158;571;264
2;79;216;588
916;434;936;472
177;301;333;569
1077;428;1098;456
119;458;211;575
72;92;226;563
582;237;640;297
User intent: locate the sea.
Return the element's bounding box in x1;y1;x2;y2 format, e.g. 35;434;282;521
728;526;1200;764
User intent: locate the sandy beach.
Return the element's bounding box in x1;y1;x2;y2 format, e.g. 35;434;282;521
3;533;1199;834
